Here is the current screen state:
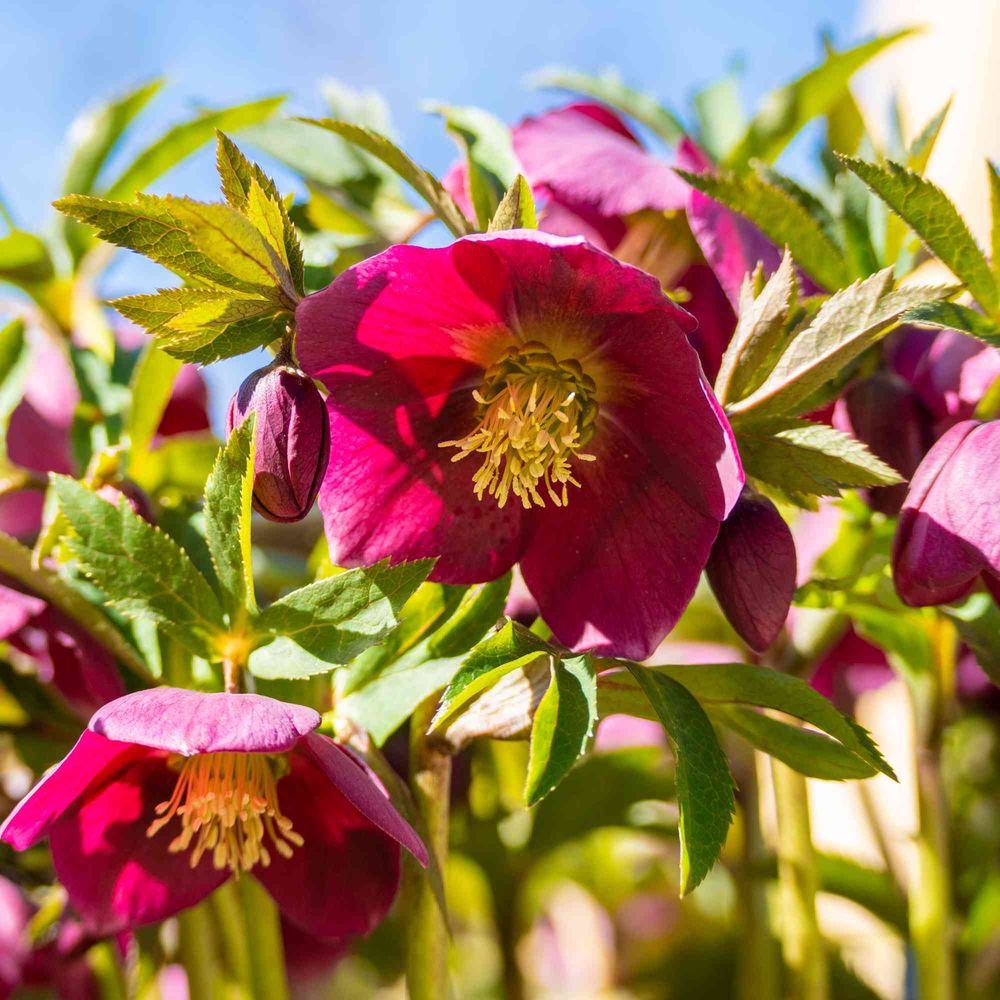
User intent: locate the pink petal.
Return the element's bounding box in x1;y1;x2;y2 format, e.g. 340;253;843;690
299;734;427;864
253;750;403;938
520;419;724;660
674;262;737;382
0;578;45;637
0;730;143;850
514;103;688;218
48;755;228;934
88;689;320;756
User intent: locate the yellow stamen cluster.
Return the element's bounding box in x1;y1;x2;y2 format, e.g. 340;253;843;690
442;342;598;510
146;752;302;875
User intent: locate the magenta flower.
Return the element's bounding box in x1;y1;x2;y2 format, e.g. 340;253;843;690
0;574;124;716
0;688;427;937
226;359;331;523
705;488;797;651
893;420;1000;606
443;103;737;378
296;230;743;659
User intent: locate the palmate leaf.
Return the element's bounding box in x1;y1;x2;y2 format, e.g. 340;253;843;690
623;662;736;895
296;119;474;237
52;476;226;659
727;30;913;167
675;167;851;291
841;155;999;317
736;418;903;497
428;103;521;230
525;655;597;806
729;268;956;419
902;300;1000;347
527;66;686;144
488;175;538;232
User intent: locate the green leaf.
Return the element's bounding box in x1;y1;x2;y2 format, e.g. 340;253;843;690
903;300;1000;347
841;155;999;317
714;251;796;405
296;119;474;237
53;476;226;658
527;66;685;143
61;79;163;197
428;103;520;229
253;559;433;668
215;132;304;296
0;230;55;285
487;175;537;232
729;269;956;418
164;197;296;304
525;655;597;806
0;319;30;433
675;168;850;291
990;162;1000;287
112;288;287;364
737;418;903;497
203;414;256;618
54;194;258;291
0;529;150;678
103;97;284;201
714;704;877;780
338;574;510;745
128;435;220;499
693;75;745;162
124;342;182;463
623;662;735;894
941;593;1000;686
727;31;913;166
431;619;552;730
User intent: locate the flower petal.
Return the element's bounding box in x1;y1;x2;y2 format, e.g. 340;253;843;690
48;755;228;934
88;689;320;756
514;103;688;217
0;731;142;851
253;750;402;939
0;577;45;638
299;734;427;864
520;419;724;660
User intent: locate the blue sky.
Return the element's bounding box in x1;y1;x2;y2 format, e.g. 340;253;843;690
0;0;861;421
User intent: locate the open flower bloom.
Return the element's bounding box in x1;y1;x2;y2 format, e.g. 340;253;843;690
443;103;738;379
296;230;743;659
0;688;427;937
893;420;1000;606
0;574;124;716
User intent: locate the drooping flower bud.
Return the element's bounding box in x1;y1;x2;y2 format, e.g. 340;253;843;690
833;371;934;516
226;360;330;523
893;420;1000;606
706;488;797;651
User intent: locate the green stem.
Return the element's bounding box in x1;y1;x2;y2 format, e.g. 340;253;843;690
736;751;780;1000
210;883;254;999
178;902;224;1000
237;877;290;1000
771;758;829;1000
405;693;452;1000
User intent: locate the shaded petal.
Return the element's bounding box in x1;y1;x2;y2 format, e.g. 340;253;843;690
0;731;143;850
675;262;737;382
254;751;402;939
0;577;45;638
0;489;46;541
89;689;320;755
520;419;724;659
514;103;688;217
49;755;228;934
299;733;427;864
911;327;1000;427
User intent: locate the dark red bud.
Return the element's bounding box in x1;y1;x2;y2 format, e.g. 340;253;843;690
96;481;155;523
226;361;330;523
834;371;933;516
706;489;797;652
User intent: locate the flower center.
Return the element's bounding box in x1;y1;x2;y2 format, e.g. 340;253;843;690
146;752;303;874
441;342;598;509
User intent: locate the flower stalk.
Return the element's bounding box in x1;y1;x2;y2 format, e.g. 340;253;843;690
405;693;452;1000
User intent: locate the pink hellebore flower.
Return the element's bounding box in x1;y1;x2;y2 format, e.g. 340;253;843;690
0;574;124;716
0;688;427;938
893;420;1000;606
296;231;743;659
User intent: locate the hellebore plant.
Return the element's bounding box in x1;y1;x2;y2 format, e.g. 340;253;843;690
0;688;427;937
296;229;744;658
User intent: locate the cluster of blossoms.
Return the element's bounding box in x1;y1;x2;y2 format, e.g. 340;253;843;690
2;75;999;992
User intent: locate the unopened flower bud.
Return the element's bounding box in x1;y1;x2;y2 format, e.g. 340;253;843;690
706;488;797;652
226;360;330;523
96;480;154;523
